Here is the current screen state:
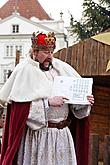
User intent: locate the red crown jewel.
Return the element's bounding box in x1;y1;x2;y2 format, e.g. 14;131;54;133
31;32;56;50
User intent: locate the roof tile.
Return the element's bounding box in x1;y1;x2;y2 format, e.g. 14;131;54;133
0;0;52;20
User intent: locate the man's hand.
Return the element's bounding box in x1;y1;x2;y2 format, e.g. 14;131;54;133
48;96;69;107
87;95;94;106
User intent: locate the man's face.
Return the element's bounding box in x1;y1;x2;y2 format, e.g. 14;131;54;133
33;49;53;68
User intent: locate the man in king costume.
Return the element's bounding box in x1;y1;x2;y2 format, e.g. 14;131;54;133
0;32;94;165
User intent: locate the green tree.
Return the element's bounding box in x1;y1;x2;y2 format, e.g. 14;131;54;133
70;0;110;41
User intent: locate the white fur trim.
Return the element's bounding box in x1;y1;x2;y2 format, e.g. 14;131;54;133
0;56;80;104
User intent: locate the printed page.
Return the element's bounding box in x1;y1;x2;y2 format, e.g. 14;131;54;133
52;76;93;105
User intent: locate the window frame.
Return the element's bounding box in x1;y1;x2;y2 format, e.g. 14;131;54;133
5;44;23;57
12;24;19;33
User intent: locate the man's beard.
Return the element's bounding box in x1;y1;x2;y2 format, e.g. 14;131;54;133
39;61;52;71
33;55;53;71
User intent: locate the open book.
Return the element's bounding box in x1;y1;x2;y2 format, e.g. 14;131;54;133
52;76;93;105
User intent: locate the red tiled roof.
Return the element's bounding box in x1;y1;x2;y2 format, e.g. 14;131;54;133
0;0;52;20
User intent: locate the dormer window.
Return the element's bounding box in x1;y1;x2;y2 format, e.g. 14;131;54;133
12;24;19;33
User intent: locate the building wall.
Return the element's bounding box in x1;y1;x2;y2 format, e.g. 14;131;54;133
0;14;67;88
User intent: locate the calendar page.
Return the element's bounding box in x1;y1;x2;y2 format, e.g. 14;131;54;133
51;76;93;105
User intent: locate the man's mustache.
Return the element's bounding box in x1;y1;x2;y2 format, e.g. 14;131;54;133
44;58;52;62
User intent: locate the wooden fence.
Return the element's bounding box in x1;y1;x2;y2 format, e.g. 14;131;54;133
54;38;110;76
89;134;110;165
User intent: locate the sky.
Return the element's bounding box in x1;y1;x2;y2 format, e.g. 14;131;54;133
0;0;97;26
39;0;98;25
39;0;84;26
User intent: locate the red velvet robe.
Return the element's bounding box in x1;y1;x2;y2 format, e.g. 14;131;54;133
0;102;30;165
0;102;89;165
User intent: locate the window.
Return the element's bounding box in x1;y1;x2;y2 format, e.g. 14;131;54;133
15;45;23;56
12;24;19;33
10;45;13;56
5;45;23;57
15;45;18;51
19;45;22;56
6;45;14;57
6;46;9;56
3;69;11;82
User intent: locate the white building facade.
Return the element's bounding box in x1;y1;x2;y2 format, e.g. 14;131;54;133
0;13;67;88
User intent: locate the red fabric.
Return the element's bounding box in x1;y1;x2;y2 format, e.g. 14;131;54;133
37;33;47;45
0;102;30;165
75;117;89;165
69;114;90;165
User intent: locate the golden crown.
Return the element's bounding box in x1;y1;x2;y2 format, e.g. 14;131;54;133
31;32;56;50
